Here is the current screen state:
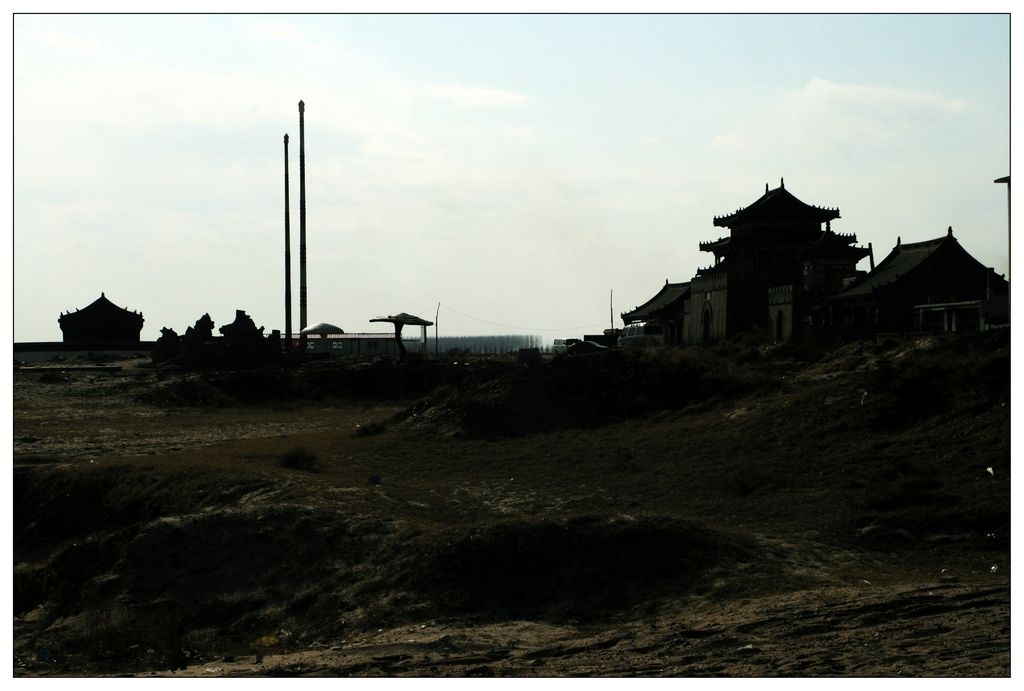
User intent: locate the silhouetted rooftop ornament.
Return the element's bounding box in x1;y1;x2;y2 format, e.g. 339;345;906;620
218;309;269;366
190;313;215;341
152;326;181;363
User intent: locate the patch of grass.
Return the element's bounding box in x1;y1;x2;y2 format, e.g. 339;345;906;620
868;360;951;430
355;421;386;437
403;516;757;622
14;454;62;465
399;346;778;439
863;333;1009;432
278;447;318;472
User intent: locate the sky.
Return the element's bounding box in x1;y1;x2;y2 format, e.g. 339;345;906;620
10;10;1012;343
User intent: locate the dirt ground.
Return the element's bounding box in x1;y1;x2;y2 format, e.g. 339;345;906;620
11;333;1011;677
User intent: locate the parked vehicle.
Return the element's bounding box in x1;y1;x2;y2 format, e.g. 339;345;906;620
567;340;607;355
619;321;664;347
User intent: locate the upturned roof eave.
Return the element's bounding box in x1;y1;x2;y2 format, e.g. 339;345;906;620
713;186;840;228
621;282;691;320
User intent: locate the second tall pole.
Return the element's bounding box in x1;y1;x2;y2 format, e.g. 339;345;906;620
299;100;308;334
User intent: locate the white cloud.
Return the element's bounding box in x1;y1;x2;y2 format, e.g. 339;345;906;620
778;78;968;144
708;131;753;154
248;21;303;43
711;78;970;159
789;78;968;115
29;29;112;58
243;19;337;58
495;126;532;138
423;83;530;108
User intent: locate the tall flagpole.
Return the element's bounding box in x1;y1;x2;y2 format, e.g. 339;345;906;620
299;100;308;334
284;133;292;345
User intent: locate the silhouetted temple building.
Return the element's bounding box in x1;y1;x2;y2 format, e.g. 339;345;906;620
58;293;144;343
824;228;1009;340
692;180;869;342
625;180;870;343
624;180;1007;344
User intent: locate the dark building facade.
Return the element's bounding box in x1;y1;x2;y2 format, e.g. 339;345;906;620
58;293;145;343
823;228;1009;340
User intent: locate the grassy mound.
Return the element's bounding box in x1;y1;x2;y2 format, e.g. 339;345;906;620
399;516;760;622
13;464;402;672
396;347;775;438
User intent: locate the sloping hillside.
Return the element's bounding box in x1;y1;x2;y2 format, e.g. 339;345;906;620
13;331;1010;676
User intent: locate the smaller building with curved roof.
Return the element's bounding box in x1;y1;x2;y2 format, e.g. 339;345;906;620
825;227;1008;337
58;293;144;344
621;280;691;345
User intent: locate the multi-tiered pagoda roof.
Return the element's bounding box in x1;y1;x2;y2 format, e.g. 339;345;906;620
712;180;840;229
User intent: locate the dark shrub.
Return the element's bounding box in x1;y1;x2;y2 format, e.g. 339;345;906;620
355;421;386;437
278;447;318;471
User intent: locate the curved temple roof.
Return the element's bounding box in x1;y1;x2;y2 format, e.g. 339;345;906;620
835;229;982;299
59;292;144;322
713;182;840;228
621;281;691;322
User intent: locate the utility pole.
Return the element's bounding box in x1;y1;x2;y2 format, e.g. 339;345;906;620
435;302;440;355
995;175;1010;279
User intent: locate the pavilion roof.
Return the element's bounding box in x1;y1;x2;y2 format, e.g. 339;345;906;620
370;312;434;327
59;292;143;323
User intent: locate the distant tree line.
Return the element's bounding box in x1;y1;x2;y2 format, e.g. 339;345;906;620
430;334;544;355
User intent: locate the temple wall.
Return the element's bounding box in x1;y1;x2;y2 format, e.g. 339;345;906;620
767;284;795;341
686;273;728;344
